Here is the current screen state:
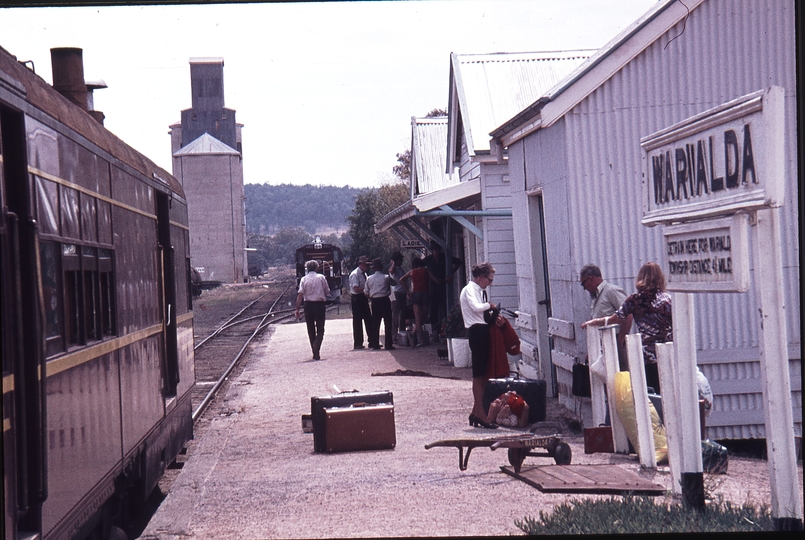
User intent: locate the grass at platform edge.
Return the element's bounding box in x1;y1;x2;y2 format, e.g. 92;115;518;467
515;495;774;534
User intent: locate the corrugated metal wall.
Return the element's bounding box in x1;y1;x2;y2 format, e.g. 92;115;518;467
545;0;799;438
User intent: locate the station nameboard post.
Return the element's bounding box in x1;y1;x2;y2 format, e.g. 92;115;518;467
641;87;801;526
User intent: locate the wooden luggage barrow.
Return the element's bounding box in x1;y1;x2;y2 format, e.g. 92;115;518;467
425;432;571;473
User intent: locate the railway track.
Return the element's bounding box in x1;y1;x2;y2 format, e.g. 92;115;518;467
190;278;298;422
189;275;347;423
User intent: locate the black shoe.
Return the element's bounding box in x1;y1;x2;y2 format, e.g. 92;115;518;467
353;345;365;350
385;346;396;351
469;414;498;429
313;354;321;360
370;346;382;350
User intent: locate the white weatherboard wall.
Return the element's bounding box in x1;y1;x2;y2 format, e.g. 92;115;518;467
481;165;518;313
508;0;800;438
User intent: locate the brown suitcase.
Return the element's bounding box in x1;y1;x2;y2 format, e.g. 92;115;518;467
583;426;614;454
323;403;396;453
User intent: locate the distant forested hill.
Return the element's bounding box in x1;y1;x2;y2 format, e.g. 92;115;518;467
245;183;364;235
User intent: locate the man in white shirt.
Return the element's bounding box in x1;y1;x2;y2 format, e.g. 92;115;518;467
365;258;397;351
348;255;372;350
296;260;330;360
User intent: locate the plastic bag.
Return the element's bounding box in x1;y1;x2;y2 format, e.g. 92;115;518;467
614;371;668;464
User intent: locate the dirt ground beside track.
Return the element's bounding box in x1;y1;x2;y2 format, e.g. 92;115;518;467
140;282;802;539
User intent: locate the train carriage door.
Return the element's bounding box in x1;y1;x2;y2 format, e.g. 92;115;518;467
156;191;179;396
2;103;47;538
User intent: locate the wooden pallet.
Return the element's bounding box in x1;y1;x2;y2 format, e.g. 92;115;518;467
501;464;665;495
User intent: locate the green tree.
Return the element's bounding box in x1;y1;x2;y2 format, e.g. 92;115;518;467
393;149;411;184
244;183;362;235
269;227;314;265
346;183;408;267
347;107;444;268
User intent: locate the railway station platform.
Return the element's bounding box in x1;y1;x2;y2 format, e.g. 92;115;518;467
138;318;793;539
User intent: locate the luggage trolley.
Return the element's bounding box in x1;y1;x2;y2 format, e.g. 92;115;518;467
425;432;571;473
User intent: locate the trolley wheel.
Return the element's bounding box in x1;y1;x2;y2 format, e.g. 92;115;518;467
553;442;572;465
508;447;526;473
545;438;558;457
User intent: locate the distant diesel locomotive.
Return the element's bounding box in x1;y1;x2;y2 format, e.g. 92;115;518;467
295;238;343;297
2;46;194;540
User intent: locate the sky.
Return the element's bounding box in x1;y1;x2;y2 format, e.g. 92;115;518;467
0;0;658;189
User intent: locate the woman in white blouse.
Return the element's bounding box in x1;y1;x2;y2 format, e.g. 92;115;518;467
460;262;500;429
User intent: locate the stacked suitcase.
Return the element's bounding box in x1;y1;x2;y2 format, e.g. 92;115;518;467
311;390;396;453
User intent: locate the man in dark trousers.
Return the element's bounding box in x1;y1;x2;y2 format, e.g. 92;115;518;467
365;258;396;351
348;255;372;350
295;260;329;360
423;241;463;334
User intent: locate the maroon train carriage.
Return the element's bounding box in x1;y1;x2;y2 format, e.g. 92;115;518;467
2;45;195;540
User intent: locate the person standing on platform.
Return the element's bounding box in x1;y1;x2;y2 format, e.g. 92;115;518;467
460;262;501;429
580;263;630;369
423;241;463;335
388;251;409;343
399;258;434;347
295;260;329;360
582;261;671;393
348;255;372;350
365;258;397;351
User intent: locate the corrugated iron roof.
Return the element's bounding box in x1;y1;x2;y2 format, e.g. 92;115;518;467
492;0;685;143
173;132;239;156
450;51;591;156
411;116;455;195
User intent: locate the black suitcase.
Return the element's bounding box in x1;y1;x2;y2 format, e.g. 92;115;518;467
311;390;393;452
483;373;546;423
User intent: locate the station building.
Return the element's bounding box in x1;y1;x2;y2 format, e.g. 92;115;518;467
376;51;588;335
487;0;800;441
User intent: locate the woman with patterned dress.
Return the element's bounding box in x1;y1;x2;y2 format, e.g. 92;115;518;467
582;261;672;393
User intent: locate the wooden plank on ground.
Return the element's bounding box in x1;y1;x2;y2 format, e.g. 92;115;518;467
501;464;665;495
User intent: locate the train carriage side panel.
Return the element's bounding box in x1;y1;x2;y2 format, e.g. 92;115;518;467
41;352;123;539
25;115;126;538
3;43;195;540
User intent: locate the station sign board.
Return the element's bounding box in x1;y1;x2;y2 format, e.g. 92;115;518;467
401;239;424;249
663;214;749;292
640;87;784;226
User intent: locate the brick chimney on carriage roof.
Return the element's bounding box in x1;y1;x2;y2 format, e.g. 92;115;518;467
50;47;106;125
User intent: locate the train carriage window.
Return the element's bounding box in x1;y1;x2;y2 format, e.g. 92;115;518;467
82;246;100;341
62;244;80;346
60;185;80;239
39;239;117;355
40;241;64;357
80;192;98;243
99;249;115;336
98;200;112;245
35;174;59;235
